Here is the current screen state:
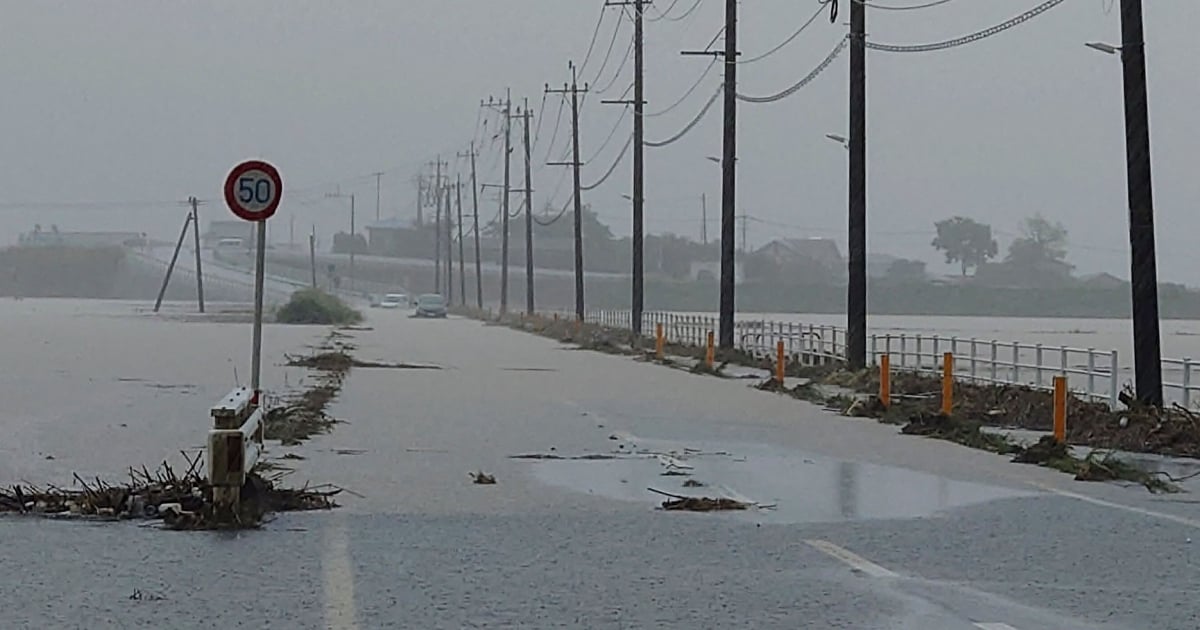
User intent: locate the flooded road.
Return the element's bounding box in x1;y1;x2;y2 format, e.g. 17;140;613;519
2;299;1198;628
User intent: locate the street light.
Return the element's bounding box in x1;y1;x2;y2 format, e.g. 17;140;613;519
1085;41;1122;56
825;133;849;149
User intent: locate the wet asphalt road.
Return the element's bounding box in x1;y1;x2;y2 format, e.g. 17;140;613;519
3;302;1200;628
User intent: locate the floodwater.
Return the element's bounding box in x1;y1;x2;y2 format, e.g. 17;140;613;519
737;312;1200;363
0;298;324;485
530;433;1035;526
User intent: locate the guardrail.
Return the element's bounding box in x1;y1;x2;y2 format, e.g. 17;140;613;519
871;333;1120;407
206;387;264;511
557;309;1200;409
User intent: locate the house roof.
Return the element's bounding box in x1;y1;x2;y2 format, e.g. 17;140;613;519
758;238;844;268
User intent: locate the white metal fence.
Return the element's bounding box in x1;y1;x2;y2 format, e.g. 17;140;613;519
573;309;1166;408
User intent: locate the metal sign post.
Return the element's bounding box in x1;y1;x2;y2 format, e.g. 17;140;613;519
224;160;283;400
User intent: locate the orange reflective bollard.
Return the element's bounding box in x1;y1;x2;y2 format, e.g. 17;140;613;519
705;331;715;368
879;354;891;408
655;323;665;359
1053;375;1067;443
942;352;954;416
776;341;786;384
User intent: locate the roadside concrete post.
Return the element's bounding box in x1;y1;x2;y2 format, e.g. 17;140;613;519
706;331;715;368
879;354;891;408
1184;358;1193;408
869;334;877;366
776;341;785;384
990;340;998;383
915;335;923;369
1012;342;1021;384
899;335;907;368
1109;350;1119;408
942;352;954;416
1053;375;1067;443
1087;348;1097;403
1035;343;1044;387
969;338;977;383
656;323;664;359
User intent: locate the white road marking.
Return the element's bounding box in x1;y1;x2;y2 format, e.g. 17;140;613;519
323;516;360;630
973;624;1020;630
805;539;898;578
1031;482;1200;530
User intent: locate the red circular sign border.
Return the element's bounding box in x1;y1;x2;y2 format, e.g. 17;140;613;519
224;160;283;222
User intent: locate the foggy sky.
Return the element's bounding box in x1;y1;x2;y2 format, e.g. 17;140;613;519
1;1;1196;282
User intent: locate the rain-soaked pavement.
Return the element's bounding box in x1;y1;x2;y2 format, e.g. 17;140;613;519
2;299;1199;629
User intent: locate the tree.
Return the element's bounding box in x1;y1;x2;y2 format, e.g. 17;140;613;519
1006;213;1068;263
931;216;997;276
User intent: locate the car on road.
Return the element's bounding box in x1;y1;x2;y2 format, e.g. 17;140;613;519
379;293;408;309
413;293;447;318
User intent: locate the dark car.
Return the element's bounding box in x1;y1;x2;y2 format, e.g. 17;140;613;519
414;293;447;318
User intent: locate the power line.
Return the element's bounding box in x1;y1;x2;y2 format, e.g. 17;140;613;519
865;0;1067;53
531;93;549;147
646;57;718;117
736;37;847;104
577;5;612;75
594;33;636;94
584;106;631;164
737;3;826;65
534;198;572;226
648;0;704;22
644;82;723;147
587;9;627;85
541;94;568;164
582;133;633;190
856;0;956;10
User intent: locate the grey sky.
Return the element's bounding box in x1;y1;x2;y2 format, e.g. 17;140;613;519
1;1;1196;282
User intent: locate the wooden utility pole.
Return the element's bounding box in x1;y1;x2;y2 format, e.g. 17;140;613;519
683;2;737;347
1117;0;1163;405
701;193;707;245
847;0;867;368
460;142;484;309
547;63;589;321
373;171;383;222
602;0;645;335
309;226;317;288
456;175;467;306
434;182;443;294
188;196;205;313
520;98;536;315
482;92;513;314
445;181;453;300
153;212;192;313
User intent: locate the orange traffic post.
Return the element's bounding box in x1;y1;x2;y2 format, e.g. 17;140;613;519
879;354;891;408
1053;375;1067;443
776;341;786;384
705;331;715;368
941;352;954;416
655;323;665;359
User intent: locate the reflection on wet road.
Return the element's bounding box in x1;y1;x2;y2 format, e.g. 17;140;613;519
530;434;1036;525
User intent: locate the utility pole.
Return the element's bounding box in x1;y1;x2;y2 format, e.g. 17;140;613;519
415;173;425;226
483;92;513;314
309;226;318;289
520;98;536;315
601;0;646;335
547;63;589;321
445;181;453;300
456;175;467;306
683;1;737;348
153;212;193;313
460;142;484;309
845;0;868;369
435;183;443;294
373;171;383;222
701;193;708;245
1118;0;1163;405
188;196;205;313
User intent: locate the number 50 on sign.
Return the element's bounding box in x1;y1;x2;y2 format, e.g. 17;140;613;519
224;160;283;222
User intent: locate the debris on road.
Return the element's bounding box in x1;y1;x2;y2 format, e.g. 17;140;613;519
470;471;496;485
682;479;706;488
0;457;339;529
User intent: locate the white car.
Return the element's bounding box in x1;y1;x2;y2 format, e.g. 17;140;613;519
379;293;408;309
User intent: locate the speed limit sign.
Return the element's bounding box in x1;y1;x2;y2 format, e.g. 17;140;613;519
224;160;283;222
